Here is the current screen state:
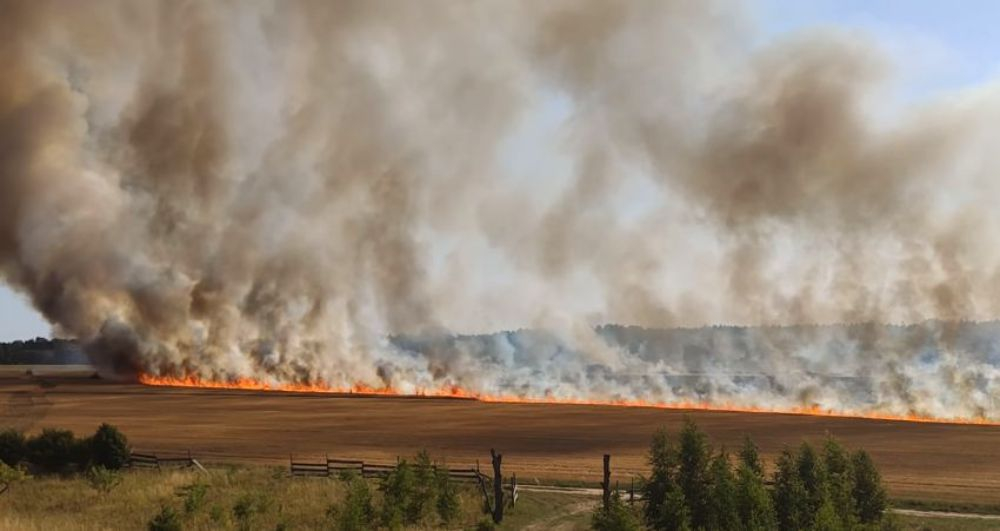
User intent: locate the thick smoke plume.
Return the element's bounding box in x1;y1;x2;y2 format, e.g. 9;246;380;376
2;1;1000;420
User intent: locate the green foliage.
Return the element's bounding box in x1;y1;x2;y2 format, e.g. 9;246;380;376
232;493;269;531
147;505;183;531
676;418;712;529
328;477;374;531
0;429;26;467
796;442;827;526
852;450;888;524
176;482;209;515
410;450;437;523
706;450;739;531
812;498;844;531
0;460;30;483
85;465;122;494
379;459;415;528
592;490;642;531
643;427;675;527
435;466;460;524
90;423;130;470
26;428;84;473
823;437;857;529
735;437;777;531
474;517;497;531
772;448;809;531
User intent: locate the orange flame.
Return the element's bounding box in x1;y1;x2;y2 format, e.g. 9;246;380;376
137;373;999;426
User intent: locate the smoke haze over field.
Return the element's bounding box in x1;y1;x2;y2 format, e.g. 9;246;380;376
2;0;1000;420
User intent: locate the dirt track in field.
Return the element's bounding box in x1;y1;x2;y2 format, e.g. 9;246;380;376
2;375;998;504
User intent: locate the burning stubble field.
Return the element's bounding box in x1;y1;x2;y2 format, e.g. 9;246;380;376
3;373;999;508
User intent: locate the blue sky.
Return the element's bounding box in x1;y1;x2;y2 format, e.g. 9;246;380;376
2;1;998;341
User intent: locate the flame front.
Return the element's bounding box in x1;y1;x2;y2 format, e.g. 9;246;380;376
137;373;999;426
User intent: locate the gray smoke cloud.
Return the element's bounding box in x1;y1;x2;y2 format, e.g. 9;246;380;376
2;0;1000;420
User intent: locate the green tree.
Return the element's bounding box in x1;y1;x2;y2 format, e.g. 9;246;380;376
329;477;374;531
677;418;712;529
0;429;26;467
706;450;739;531
643;426;690;530
435;466;460;524
26;428;80;472
822;437;857;528
380;459;416;529
148;505;183;531
410;450;437;524
811;499;844;531
735;437;777;531
90;423;130;470
795;442;827;526
851;450;887;525
592;490;642;531
772;448;809;531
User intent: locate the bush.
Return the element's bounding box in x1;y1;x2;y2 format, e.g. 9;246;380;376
435;467;460;524
233;495;261;531
0;460;30;484
0;429;26;467
592;491;642;531
148;505;183;531
329;477;375;531
26;428;82;472
90;423;130;470
474;517;497;531
379;459;416;528
86;465;122;494
177;482;209;515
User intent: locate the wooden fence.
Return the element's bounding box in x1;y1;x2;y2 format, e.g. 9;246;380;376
289;455;484;483
128;450;206;472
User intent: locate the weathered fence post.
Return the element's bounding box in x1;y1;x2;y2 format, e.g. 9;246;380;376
491;448;504;524
602;454;611;510
629;476;635;505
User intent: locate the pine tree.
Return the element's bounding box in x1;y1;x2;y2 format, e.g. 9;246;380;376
677;417;712;529
822;437;857;529
851;450;888;525
643;427;690;531
735;438;777;531
706;450;739;531
795;442;827;526
772;448;809;531
592;490;642;531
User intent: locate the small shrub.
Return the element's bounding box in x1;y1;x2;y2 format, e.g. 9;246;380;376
26;428;80;472
233;495;258;531
0;460;30;484
148;505;183;531
209;504;226;525
435;467;460;524
0;429;26;466
475;517;497;531
379;459;416;528
328;477;374;531
177;482;209;515
591;491;642;531
90;423;130;470
86;465;122;494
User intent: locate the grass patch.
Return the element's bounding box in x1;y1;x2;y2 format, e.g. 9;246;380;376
892;498;1000;516
0;465;486;530
896;514;1000;530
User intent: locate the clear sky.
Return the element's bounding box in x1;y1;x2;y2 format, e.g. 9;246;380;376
1;0;998;341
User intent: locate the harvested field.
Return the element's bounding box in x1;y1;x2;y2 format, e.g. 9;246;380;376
2;374;999;505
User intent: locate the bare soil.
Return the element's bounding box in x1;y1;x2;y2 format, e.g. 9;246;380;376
2;375;998;504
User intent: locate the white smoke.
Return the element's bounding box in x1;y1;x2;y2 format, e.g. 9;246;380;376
2;1;1000;420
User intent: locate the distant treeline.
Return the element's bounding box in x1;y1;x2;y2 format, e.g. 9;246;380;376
0;338;87;365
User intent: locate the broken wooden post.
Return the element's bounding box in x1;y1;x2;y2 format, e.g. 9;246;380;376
491;448;504;524
629;476;635;505
602;454;611;510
